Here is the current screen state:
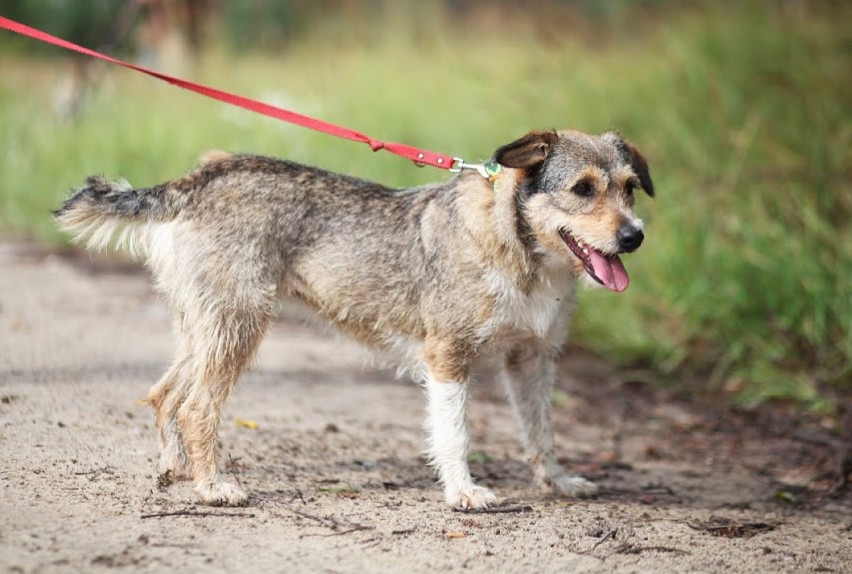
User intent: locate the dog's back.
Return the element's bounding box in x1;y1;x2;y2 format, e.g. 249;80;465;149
54;154;500;349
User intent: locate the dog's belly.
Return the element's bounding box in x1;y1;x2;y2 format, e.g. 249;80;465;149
276;294;424;367
279;296;438;383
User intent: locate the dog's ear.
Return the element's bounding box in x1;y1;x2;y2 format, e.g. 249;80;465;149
493;130;558;169
613;136;654;197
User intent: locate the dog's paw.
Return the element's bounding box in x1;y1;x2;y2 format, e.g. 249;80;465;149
549;475;599;498
157;451;193;480
195;479;249;507
157;422;193;480
445;484;497;510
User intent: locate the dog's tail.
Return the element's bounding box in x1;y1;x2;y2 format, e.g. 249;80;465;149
55;152;235;255
54;175;188;256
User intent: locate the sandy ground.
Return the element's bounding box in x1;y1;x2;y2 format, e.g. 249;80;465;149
1;240;850;573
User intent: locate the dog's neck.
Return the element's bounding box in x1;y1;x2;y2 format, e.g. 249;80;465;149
453;168;542;292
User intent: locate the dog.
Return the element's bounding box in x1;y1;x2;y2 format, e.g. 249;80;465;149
54;129;653;509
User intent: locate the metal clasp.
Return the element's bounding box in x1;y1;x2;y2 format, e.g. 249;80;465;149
451;158;503;184
450;157;490;179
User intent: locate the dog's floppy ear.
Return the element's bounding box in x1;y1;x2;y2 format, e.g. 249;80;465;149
493;130;558;169
614;136;654;197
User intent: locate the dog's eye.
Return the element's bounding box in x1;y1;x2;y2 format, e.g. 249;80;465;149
624;182;636;196
571;181;594;197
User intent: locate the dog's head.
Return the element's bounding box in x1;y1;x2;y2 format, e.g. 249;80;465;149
493;130;654;292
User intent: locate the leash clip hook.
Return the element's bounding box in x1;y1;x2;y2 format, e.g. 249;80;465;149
450;158;489;179
451;158;503;183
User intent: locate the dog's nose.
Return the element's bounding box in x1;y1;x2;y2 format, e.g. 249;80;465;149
617;226;644;252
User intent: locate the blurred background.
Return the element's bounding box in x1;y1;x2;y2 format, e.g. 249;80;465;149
0;0;849;411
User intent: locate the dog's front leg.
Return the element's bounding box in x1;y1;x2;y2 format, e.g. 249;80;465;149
499;345;598;498
423;367;496;509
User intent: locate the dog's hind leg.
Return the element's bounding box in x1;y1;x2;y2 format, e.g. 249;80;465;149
499;343;598;498
147;315;194;480
177;291;274;506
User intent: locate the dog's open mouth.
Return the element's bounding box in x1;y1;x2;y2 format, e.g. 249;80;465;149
558;228;629;292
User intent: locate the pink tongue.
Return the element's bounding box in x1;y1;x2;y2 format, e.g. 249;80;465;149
588;250;630;292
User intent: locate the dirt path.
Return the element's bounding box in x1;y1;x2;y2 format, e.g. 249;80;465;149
1;241;849;573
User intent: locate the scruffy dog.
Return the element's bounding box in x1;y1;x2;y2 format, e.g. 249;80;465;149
55;129;653;509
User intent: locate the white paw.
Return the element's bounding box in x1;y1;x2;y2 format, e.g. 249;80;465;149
195;479;249;507
550;474;599;498
445;484;497;510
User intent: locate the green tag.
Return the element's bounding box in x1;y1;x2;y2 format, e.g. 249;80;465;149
484;161;502;183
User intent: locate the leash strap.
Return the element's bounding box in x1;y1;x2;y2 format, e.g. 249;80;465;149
0;15;458;170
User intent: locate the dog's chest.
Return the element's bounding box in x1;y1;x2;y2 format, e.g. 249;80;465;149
479;268;574;342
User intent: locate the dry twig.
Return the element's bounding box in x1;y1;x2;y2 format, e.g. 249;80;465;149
688;516;777;538
141;510;255;519
227;452;245;491
452;504;533;515
281;502;374;538
615;543;689;555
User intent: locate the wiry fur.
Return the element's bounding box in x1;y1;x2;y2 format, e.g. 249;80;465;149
55;130;653;509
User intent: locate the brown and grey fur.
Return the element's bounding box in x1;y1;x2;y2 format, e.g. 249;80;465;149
54;129;653;509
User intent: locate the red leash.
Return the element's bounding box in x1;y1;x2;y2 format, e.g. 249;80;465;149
0;15;458;171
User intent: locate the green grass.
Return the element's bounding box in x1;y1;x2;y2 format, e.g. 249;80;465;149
1;3;849;408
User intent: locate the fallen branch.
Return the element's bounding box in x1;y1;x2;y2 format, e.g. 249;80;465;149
140;510;255;519
687;517;777;538
615;543;689;555
284;505;339;528
227;452;245;491
282;503;374;535
574;527;617;556
74;466;114;476
453;504;533;515
590;528;617;552
299;526;374;538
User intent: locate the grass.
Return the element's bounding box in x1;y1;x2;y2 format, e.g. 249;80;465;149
1;2;849;409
